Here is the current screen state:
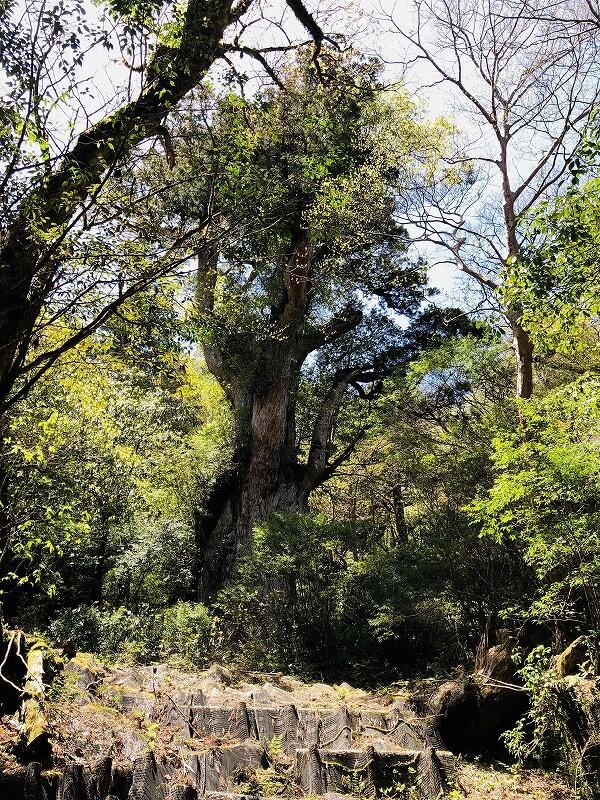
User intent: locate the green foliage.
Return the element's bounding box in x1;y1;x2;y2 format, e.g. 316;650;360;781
102;516;196;610
507;117;600;355
310;334;529;656
106;0;169;30
502;645;566;765
0;0;104;222
142;48;448;396
470;375;600;651
4;306;536;686
48;605;102;652
1;322;232;619
160;601;214;665
214;512;364;674
100;607;160;659
101;280;188;384
48;601;214;665
501;645;600;800
214;512;486;680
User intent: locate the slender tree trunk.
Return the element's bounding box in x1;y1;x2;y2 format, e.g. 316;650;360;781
502;143;535;401
392;485;408;544
453;253;535;400
510;313;534;400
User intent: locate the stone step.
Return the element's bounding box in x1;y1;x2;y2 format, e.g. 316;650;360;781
187;704;424;751
183;742;268;794
175;741;455;798
0;747;456;800
205;793;355;800
53;660;457;798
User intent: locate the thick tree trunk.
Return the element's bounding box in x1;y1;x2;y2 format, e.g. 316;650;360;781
194;355;366;597
194;226;312;596
195;376;312;598
193;215;369;596
195;470;309;598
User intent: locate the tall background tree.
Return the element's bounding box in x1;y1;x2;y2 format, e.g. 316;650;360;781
392;0;600;398
510;113;600;357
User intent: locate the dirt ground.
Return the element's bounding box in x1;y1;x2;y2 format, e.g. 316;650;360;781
452;760;575;800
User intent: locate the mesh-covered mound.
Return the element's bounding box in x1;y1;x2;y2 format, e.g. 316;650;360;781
0;659;458;800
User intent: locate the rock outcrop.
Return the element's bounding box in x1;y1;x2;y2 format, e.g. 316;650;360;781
0;652;457;800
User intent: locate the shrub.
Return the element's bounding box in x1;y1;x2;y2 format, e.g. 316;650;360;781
213;512;465;681
160;601;214;665
48;605;102;652
48;601;214;667
503;644;600;800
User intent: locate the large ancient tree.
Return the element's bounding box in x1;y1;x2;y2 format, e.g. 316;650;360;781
0;0;342;607
147;52;452;594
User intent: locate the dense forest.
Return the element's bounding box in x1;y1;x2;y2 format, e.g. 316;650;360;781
1;0;600;798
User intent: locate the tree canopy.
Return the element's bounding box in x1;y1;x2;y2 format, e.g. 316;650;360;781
0;0;338;414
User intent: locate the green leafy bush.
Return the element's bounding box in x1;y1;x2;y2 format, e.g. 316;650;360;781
213;512;353;674
160;601;213;665
502;643;600;800
48;605;102;652
49;601;214;666
469;376;600;658
98;607;163;662
213;512;468;681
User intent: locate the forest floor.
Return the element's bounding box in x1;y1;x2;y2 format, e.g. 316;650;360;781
0;655;576;799
451;761;574;800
